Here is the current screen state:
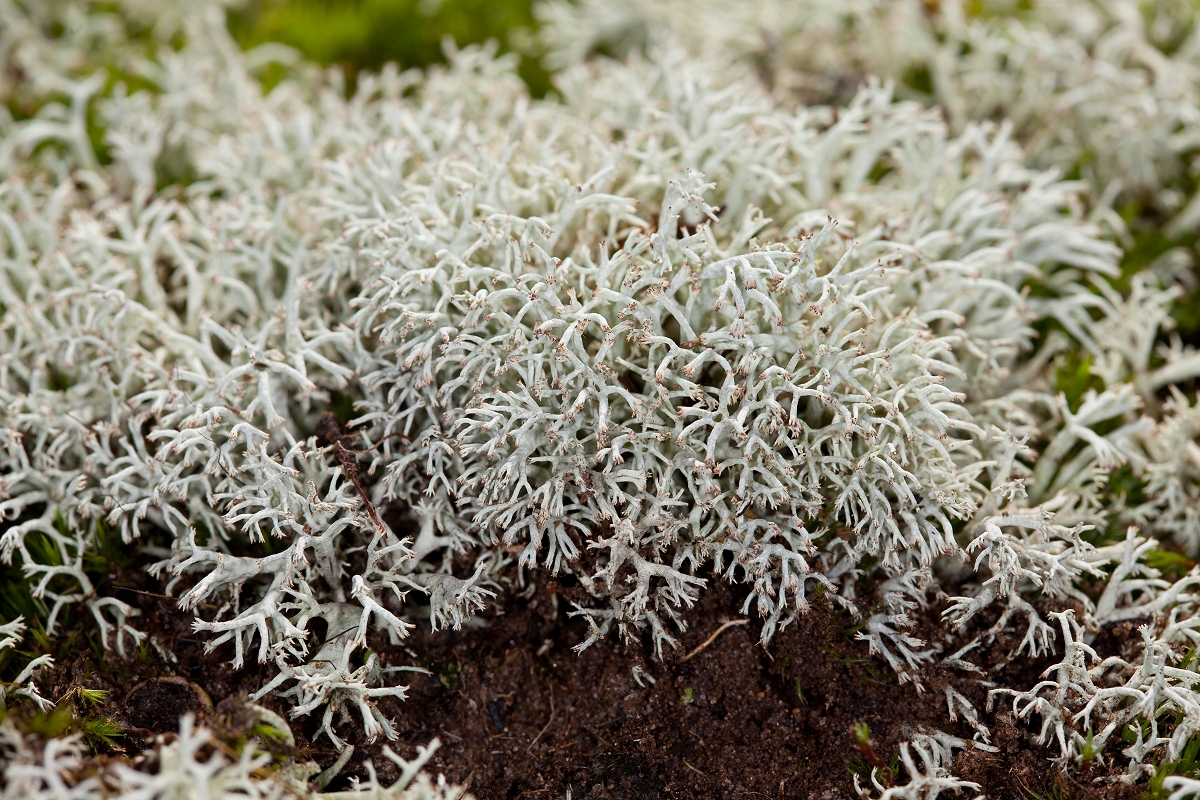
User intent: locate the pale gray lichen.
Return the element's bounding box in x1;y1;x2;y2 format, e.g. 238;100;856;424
0;713;468;800
4;0;1200;789
538;0;1200;238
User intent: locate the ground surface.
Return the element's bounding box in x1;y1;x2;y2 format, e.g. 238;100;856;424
18;563;1154;800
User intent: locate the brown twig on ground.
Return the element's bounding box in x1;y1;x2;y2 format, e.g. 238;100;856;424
458;772;475;796
528;686;557;751
681;618;750;662
316;412;389;535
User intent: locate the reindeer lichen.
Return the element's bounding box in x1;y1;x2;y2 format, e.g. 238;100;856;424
4;0;1200;793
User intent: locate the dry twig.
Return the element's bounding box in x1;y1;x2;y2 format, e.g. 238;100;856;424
681;619;750;663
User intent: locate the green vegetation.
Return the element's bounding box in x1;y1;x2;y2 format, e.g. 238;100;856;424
8;688;124;753
228;0;551;95
848;722;895;788
1147;734;1200;798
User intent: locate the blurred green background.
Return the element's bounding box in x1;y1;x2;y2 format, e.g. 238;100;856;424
227;0;551;95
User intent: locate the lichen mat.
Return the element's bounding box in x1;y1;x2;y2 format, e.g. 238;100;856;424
4;0;1200;796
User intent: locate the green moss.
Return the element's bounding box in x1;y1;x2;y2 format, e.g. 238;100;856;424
1117;201;1186;291
9;690;125;752
327;388;360;426
1107;460;1148;506
228;0;551;97
1114;172;1200;341
81;518;133;575
79;716;125;749
1022;779;1070;800
0;512;148;686
900;65;934;97
963;0;1034;19
1053;352;1104;414
46;368;74;392
1145;731;1200;798
1174;288;1200;347
1143;548;1196;580
22;706;73;738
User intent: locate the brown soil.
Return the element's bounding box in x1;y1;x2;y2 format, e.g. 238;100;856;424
123;678;214;734
25;571;1147;800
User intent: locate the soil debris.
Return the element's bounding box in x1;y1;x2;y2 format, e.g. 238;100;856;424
17;568;1148;799
122;677;213;734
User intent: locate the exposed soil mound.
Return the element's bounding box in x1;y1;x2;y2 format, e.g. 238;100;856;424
30;573;1143;799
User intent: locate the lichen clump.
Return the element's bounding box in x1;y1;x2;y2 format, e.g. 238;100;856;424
3;0;1200;795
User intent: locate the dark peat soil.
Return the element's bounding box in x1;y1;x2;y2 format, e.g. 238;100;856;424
25;572;1149;800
